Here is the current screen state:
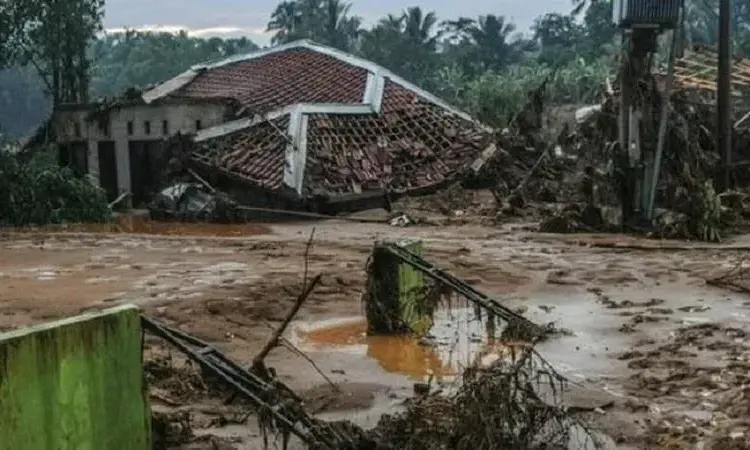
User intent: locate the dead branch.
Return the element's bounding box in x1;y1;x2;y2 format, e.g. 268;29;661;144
705;255;750;294
252;273;322;367
258;319;340;392
253;228;319;368
506;146;549;200
279;338;340;392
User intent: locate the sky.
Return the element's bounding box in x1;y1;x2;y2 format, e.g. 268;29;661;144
103;0;573;44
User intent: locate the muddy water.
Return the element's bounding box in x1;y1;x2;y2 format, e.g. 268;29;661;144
3;214;271;237
295;306;523;381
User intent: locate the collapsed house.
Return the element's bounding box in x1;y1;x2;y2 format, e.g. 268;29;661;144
50;40;494;211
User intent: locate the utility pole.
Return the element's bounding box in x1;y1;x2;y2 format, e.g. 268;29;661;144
717;0;732;190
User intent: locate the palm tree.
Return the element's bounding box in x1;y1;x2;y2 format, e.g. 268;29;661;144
267;1;305;44
318;0;361;51
403;7;439;52
359;14;404;66
440;17;476;44
472;15;536;71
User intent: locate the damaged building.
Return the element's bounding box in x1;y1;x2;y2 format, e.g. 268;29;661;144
51;40;494;211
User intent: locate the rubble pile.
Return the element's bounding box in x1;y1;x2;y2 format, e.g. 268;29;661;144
367;349;596;450
303;81;492;197
472;60;750;240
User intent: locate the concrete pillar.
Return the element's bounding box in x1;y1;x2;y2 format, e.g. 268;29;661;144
86;139;100;187
114;137;132;208
365;239;429;335
0;304;151;450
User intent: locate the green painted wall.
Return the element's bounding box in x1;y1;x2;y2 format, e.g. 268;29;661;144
366;239;428;335
0;304;151;450
396;240;429;334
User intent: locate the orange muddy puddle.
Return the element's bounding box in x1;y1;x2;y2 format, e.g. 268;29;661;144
298;316;529;380
3;215;271;237
300;319;454;379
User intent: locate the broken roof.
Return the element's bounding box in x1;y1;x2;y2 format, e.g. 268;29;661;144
672;44;750;94
143;40;493;200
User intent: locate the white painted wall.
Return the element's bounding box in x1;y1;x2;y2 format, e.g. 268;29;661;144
54;101;229;202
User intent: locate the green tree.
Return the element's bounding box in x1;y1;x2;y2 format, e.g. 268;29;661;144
267;0;362;51
440;15;534;76
583;0;617;55
0;0;105;105
360;7;439;83
89;31;258;97
533;13;585;65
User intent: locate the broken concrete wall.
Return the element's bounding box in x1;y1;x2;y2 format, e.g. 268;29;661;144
0;304;151;450
366;240;428;335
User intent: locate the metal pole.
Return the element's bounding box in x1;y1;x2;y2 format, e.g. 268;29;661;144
717;0;732;190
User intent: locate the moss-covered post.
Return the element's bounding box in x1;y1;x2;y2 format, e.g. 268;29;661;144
365;239;429;335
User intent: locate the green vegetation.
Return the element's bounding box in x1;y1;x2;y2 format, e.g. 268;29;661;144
0;147;110;226
0;0;746;227
2;0;749;138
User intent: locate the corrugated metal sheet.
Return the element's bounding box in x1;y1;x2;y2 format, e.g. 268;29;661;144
614;0;681;29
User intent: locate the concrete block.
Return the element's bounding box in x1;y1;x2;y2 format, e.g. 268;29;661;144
0;304;150;450
366;239;428;335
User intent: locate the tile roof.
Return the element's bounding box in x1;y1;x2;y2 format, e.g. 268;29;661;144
174;41;492;200
304;81;490;195
191;116;289;190
171;48;368;113
671;45;750;93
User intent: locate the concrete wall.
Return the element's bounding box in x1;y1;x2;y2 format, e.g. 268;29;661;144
54;101;229;200
0;304;151;450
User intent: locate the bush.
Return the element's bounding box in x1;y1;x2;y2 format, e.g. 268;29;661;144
432;57;614;128
0;146;110;227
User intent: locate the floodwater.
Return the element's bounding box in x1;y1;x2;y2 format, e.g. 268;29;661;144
2;214;271;237
295;306;526;381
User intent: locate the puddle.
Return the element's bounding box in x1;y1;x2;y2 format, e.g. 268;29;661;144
295;307;525;381
2;214;271;237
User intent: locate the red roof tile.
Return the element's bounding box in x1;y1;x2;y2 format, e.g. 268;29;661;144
303;82;489;196
191;116;289;190
172;48;368;112
184;47;491;198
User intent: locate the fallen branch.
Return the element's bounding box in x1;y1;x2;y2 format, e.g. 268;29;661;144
507;147;549;199
257;318;340;392
252;273;322;367
252;228;318;370
705;255;750;294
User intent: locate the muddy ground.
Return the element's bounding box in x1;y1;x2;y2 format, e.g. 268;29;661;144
2;220;750;449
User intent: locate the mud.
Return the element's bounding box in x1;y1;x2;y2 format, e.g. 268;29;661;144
2;222;750;448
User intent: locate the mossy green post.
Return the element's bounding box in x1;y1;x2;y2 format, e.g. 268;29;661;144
366;239;428;335
0;304;151;450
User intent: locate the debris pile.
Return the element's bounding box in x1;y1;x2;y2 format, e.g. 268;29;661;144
369;348;597;450
144;318;594;450
470;47;750;240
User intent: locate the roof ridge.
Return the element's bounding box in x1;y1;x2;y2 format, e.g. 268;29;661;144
141;40;485;128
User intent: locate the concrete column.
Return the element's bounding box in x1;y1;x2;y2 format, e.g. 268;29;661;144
114;137;132;208
365;239;428;335
86;139;100;187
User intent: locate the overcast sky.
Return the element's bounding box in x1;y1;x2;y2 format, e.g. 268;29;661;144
103;0;573;44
